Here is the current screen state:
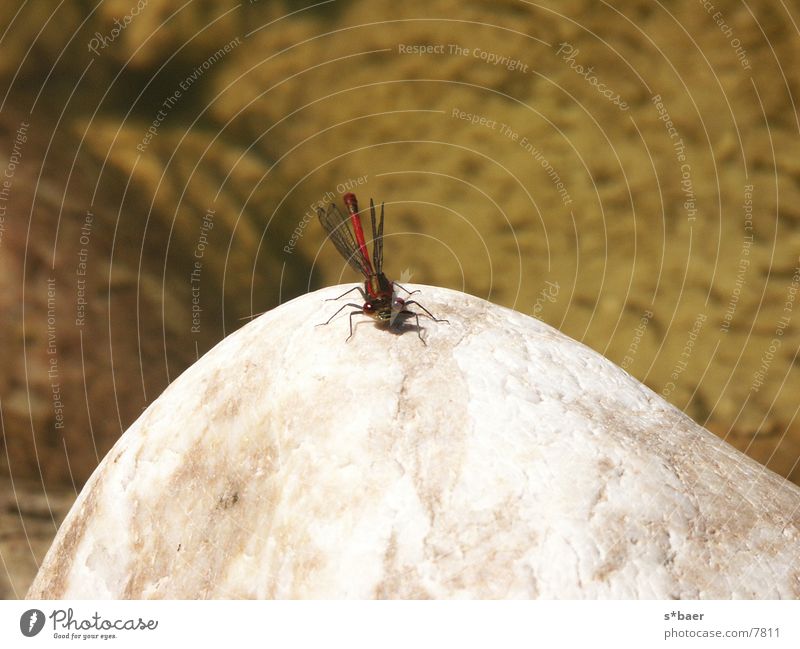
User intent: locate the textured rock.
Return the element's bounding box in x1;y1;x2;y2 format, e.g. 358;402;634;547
28;285;800;599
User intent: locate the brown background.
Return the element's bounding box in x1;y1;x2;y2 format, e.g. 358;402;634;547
1;0;799;597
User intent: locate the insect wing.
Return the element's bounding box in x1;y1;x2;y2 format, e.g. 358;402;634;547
317;202;372;277
370;199;385;275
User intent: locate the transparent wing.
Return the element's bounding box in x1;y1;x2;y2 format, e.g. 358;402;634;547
370;199;384;275
317;203;372;277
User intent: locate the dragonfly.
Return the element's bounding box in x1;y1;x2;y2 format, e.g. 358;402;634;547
317;192;448;344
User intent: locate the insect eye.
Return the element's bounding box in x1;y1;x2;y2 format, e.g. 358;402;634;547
364;303;374;313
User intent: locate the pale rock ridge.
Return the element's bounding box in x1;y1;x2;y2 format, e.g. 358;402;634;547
28;286;800;599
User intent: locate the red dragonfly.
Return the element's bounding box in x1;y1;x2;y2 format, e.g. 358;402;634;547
317;192;447;343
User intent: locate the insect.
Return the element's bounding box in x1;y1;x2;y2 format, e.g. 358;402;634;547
317;192;448;344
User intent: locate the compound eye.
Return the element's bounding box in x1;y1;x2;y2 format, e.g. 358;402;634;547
363;303;375;313
393;297;405;310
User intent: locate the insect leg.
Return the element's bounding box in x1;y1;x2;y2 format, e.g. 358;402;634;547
393;282;420;297
317;302;364;327
403;300;450;324
346;309;363;342
326;286;367;302
394;309;427;345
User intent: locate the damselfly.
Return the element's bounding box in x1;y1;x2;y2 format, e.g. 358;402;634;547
317;192;447;344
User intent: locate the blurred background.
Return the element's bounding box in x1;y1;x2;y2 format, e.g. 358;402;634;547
1;0;799;598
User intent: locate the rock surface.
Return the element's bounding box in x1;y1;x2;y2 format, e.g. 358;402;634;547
28;286;800;599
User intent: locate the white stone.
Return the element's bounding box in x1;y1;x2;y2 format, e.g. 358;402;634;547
28;285;800;598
